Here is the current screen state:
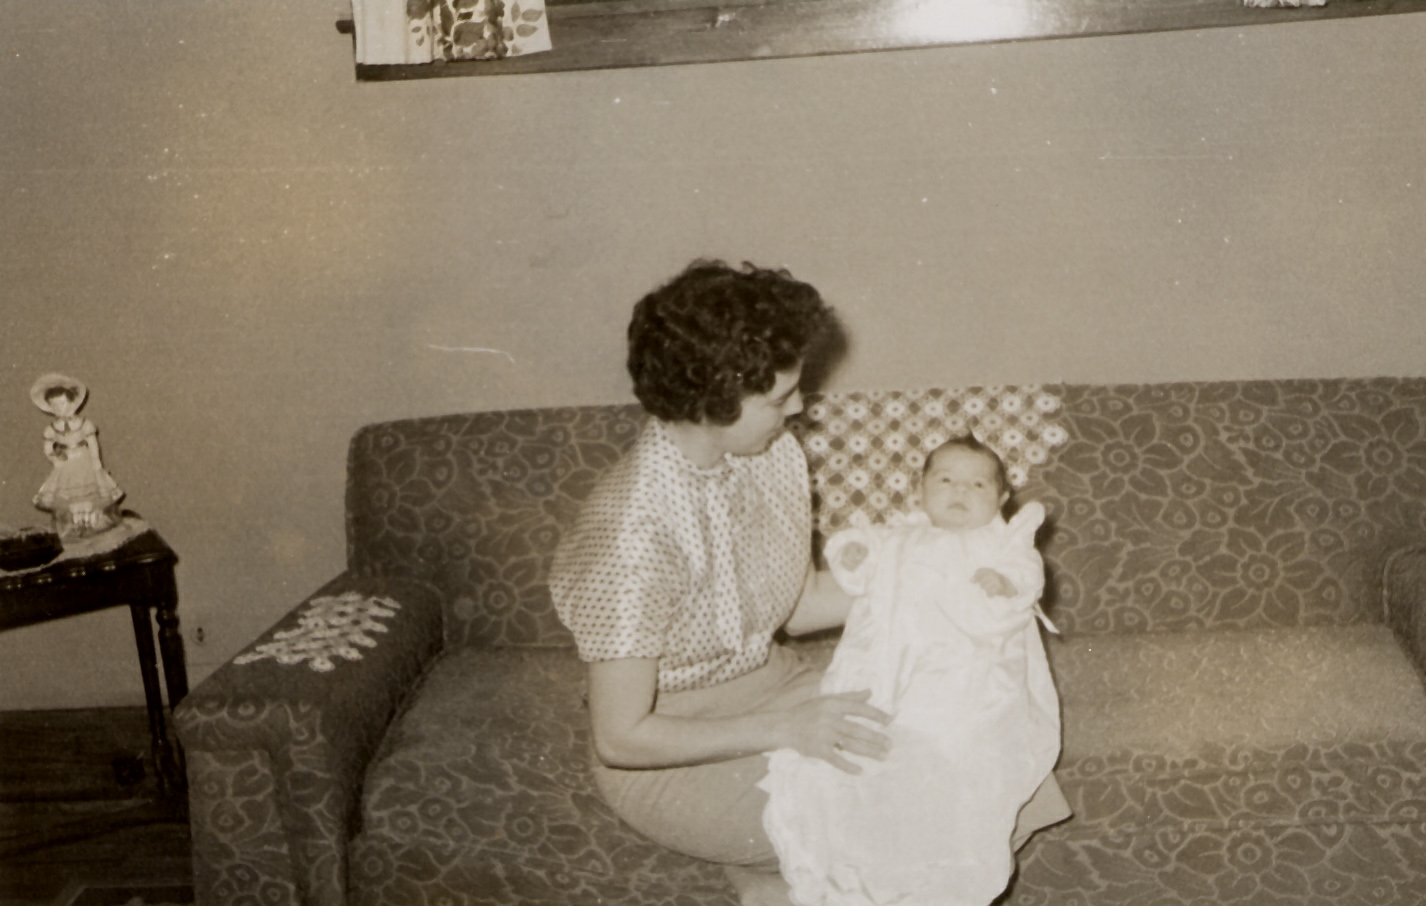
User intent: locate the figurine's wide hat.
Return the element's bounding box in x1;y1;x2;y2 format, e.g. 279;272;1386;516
29;373;88;414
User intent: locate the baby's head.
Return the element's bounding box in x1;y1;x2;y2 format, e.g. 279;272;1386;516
919;435;1010;531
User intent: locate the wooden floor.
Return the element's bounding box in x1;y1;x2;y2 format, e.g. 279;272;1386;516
0;708;192;906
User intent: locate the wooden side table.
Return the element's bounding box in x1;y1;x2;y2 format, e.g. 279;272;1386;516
0;528;187;797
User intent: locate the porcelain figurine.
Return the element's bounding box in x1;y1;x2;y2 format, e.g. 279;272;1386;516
30;373;124;538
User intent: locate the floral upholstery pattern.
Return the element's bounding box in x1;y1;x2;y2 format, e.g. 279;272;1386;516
184;378;1426;905
346;405;645;649
185;748;301;905
343;625;1426;904
1026;380;1426;634
348;647;748;906
1013;624;1426;905
175;575;444;906
347;380;1426;649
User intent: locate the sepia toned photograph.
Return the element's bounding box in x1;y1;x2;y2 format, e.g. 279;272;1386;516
3;0;1426;903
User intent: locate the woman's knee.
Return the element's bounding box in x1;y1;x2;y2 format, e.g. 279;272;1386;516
595;756;777;865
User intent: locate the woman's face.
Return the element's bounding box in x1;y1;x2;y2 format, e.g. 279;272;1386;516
711;366;804;459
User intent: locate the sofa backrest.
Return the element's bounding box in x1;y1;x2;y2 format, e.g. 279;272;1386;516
346;378;1426;648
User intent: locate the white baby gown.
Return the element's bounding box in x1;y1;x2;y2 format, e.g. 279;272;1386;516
760;502;1060;906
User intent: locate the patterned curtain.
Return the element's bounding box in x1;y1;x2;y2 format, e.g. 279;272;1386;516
352;0;552;65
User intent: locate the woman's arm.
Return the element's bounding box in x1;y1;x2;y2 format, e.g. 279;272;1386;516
782;561;855;636
587;655;889;774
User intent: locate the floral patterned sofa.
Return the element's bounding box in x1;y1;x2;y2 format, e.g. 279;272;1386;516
174;378;1426;906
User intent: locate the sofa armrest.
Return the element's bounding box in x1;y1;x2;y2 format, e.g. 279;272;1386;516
174;573;444;906
1383;544;1426;688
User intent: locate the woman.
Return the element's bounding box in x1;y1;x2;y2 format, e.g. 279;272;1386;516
549;259;889;905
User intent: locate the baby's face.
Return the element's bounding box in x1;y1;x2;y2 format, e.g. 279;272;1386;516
920;446;1008;531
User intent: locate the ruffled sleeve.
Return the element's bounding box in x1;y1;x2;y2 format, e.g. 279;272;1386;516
995;502;1054;631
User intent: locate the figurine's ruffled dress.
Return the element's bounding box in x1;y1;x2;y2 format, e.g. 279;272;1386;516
34;418;121;514
31;374;124;538
760;503;1064;906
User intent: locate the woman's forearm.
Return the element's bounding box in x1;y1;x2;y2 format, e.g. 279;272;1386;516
782;563;853;636
588;655;891;773
587;657;787;768
601;707;788;770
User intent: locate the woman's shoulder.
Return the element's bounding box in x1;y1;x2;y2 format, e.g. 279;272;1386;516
570;423;681;525
739;430;808;487
595;420;679;490
769;429;808;465
550;424;687;590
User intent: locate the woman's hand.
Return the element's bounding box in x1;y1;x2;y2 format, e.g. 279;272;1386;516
780;689;891;774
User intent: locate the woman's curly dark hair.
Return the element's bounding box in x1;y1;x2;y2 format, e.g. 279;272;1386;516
628;259;832;425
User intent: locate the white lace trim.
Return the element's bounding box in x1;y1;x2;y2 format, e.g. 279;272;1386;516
235;591;401;672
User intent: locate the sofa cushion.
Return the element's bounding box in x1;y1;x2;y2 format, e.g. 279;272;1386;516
1009;625;1426;904
351;625;1426;905
1053;625;1426;772
350;646;736;906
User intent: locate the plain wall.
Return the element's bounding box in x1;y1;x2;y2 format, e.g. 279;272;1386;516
1;1;1423;709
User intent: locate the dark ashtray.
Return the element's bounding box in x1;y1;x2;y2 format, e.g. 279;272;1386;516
0;528;64;571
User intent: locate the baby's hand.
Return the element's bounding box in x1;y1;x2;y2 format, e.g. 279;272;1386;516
839;542;869;572
973;568;1017;598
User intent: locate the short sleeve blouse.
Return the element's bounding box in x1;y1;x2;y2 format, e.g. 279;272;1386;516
548;419;812;693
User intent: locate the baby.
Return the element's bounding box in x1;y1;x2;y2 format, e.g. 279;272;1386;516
760;435;1066;906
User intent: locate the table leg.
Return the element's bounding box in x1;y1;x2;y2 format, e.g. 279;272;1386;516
152;568;189;705
128;601;183;797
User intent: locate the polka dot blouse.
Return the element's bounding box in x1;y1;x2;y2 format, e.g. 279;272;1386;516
549;419;812;694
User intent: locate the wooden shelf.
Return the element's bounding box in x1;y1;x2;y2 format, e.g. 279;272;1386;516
347;0;1426;80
